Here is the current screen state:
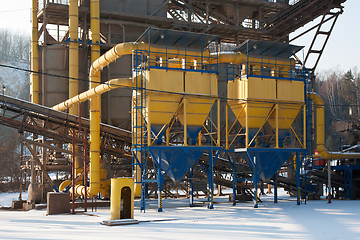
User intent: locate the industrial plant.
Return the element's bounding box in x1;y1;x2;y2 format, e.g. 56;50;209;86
0;0;359;223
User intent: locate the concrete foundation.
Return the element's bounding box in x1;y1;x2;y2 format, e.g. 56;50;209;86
12;200;26;209
47;192;70;215
229;194;253;202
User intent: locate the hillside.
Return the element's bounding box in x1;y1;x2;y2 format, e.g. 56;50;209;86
0;57;29;100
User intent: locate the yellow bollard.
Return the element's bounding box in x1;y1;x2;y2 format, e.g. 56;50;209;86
110;178;134;220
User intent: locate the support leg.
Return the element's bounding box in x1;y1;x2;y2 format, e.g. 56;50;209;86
157;151;163;212
254;183;259;208
327;159;331;203
208;151;214;209
260;180;265;195
254;155;258;208
296;152;301;205
189;167;194;207
139;154;146;212
274;174;278;204
232;156;236;206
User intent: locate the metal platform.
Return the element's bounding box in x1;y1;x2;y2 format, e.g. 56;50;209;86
37;0;346;45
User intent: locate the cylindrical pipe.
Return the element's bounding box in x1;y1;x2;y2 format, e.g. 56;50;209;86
31;0;39;104
211;52;295;66
308;92;360;159
69;0;79;115
53;78;132;111
89;0;101;198
69;0;81;180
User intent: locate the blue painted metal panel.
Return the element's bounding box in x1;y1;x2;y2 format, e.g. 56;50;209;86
150;147;206;182
151;125;168;143
246;150;293;181
187;126;202;140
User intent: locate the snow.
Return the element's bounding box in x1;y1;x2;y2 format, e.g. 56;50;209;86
0;58;29;100
0;190;359;240
0;192;27;207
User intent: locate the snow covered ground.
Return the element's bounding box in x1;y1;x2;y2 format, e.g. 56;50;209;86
0;190;359;240
0;192;27;207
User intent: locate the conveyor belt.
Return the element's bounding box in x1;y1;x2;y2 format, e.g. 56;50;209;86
0;95;131;158
265;0;345;40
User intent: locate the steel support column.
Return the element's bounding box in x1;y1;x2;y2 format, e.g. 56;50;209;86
296;152;300;205
208;150;214;209
189;167;194;207
273;174;277;204
254;155;258;208
157;150;163;212
232;156;236;206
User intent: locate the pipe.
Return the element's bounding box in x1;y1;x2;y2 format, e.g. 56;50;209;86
211;52;295;66
31;0;39;104
309;92;360;159
90;42;209;76
69;0;79;115
88;41;209;197
69;0;81;178
56;41;207;198
53;78;132;111
90;0;101;198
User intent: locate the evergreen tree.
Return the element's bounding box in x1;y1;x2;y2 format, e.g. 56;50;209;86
339;70;358;118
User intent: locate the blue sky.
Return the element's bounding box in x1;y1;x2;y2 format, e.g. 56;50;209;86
0;0;358;72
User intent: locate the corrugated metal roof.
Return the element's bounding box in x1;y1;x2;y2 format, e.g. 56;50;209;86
234;40;304;58
137;28;218;49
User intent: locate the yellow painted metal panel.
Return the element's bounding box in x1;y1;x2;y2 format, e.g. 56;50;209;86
228;77;274;129
277;80;304;102
229;102;273;129
185;72;218;96
227;78;247;100
177;72;218;127
178;98;216;126
147;69;184;93
110;178;134;220
147;95;182;125
248;77;276;100
227;75;304;131
145;69;183;126
268;103;302;129
227;77;276;102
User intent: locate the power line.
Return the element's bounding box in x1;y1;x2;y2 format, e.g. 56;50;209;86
0;8;29;13
0;63;359;107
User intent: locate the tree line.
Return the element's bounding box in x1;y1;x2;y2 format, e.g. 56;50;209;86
316;68;360;150
0;29;30;61
0;29;30;191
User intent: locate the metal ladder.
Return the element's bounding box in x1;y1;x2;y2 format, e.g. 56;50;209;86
132;50;148;211
304;9;342;71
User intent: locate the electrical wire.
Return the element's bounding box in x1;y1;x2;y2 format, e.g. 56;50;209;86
0;63;359;108
0;8;29;13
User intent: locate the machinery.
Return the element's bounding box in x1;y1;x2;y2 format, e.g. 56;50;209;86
14;0;360;211
222;40;308;206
